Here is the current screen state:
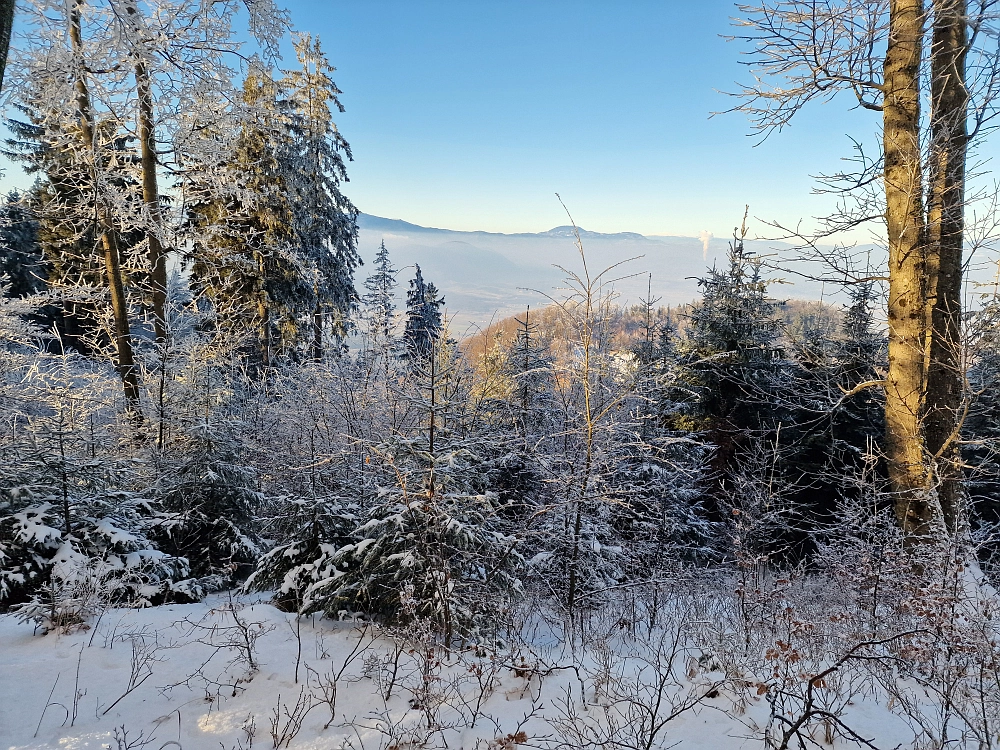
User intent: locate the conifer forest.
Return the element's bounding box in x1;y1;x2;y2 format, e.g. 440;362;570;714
4;2;1000;749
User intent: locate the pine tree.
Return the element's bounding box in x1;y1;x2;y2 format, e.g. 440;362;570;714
403;264;445;361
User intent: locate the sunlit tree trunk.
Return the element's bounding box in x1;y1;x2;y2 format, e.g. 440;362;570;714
69;0;142;415
883;0;936;538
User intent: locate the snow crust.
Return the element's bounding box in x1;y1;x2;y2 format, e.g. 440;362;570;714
0;595;917;750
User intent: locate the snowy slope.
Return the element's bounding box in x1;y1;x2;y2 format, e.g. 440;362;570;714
1;595;918;750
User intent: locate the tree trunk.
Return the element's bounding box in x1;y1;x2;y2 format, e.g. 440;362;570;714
0;0;13;93
312;276;323;361
256;250;270;368
135;58;168;345
69;0;143;414
883;0;937;537
925;0;968;535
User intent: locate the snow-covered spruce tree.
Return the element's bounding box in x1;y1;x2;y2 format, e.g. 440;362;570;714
184;67;304;368
504;307;556;445
4;0;150;411
814;283;887;518
3;73;146;359
0;364;186;627
0;192;45;299
141;332;265;594
301;337;523;642
240;332;405;611
671;223;796;535
605;292;719;570
465;309;555;528
402;264;445;362
281;32;360;356
241;361;376;612
147;417;262;593
363;240;398;350
185;34;359;366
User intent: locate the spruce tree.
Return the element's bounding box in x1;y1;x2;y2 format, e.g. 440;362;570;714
185;68;303;366
149;420;262;592
3;96;144;356
363;240;398;346
282;33;361;355
0;404;186;626
0;192;45;299
403;264;445;361
301;340;522;640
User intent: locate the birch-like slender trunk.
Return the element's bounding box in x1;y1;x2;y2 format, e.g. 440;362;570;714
134;57;168;345
69;0;142;415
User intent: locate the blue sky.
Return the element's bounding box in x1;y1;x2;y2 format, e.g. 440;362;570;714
283;0;879;240
0;1;886;240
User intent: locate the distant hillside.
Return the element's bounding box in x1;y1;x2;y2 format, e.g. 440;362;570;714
461;298;846;366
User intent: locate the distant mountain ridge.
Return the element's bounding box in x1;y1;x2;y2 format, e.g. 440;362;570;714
358;214;652;242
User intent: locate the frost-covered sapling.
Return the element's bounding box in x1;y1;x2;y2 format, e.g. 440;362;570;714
149;420;262;594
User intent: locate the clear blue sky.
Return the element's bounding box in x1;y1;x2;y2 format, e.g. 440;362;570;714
283;0;879;240
0;1;887;241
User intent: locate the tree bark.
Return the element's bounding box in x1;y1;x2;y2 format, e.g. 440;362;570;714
256;250;270;368
312;273;323;361
69;0;142;414
925;0;968;535
0;0;13;94
135;58;168;345
883;0;937;537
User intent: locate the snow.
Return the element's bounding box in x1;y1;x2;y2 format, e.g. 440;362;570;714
0;594;921;750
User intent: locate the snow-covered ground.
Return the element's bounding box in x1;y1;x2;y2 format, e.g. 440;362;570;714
0;593;926;750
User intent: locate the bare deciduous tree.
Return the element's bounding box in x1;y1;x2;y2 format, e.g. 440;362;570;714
729;0;1000;544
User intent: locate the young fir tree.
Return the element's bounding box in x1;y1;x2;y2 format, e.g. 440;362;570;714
473;307;554;523
607;290;719;568
0;403;186;626
403;264;445;361
300;339;523;641
149;420;263;593
827;283;886;487
363;240;397;347
0;192;45;299
674;226;788;518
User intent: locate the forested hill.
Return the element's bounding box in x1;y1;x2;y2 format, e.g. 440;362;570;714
460;298;844;364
